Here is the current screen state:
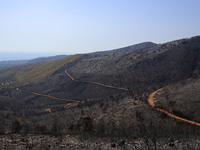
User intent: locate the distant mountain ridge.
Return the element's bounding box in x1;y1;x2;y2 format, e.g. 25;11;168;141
89;42;157;55
0;55;67;70
66;36;200;96
3;36;197;102
0;54;82;85
24;55;68;65
0;42;157;70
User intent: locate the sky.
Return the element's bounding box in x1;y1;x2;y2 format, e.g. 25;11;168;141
0;0;200;56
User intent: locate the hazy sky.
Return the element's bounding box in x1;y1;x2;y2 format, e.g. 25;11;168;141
0;0;200;54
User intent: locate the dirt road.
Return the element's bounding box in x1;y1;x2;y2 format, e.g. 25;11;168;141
17;65;200;126
66;68;200;127
17;67;129;111
65;69;129;91
16;88;81;110
148;87;200;127
16;88;79;102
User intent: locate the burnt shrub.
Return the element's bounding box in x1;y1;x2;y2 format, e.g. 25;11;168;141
12;117;22;134
169;100;176;107
82;116;95;133
34;125;48;134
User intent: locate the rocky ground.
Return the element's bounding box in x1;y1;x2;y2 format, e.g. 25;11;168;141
0;134;200;150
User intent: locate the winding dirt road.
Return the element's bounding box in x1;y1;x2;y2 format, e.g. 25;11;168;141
17;68;129;111
148;87;200;127
17;66;127;111
17;65;200;127
16;88;79;102
65;69;129;91
16;88;81;110
67;69;200;127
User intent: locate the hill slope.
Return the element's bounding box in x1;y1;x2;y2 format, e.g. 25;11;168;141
10;36;200;105
68;36;200;92
0;36;200;142
89;42;156;55
0;55;67;70
0;54;83;86
154;77;200;122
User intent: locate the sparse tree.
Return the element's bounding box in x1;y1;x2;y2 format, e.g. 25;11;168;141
12;117;22;134
82;116;95;133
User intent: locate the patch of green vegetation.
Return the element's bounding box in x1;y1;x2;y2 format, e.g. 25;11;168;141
15;54;83;84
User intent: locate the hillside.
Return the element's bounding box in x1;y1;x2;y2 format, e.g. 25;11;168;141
0;54;82;87
6;36;199;118
0;55;67;70
89;42;156;55
24;55;68;65
68;36;200;92
6;36;200;106
0;36;200;149
154;77;200;122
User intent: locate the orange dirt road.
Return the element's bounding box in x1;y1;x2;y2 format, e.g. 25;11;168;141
17;66;200;127
65;69;129;91
66;68;200;127
16;67;130;111
148;87;200;127
16;88;79;102
16;88;80;110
